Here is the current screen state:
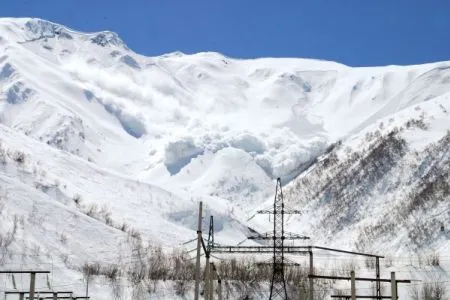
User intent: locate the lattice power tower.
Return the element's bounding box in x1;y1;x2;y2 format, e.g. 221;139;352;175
249;178;309;300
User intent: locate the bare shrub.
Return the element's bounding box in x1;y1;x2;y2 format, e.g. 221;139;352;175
127;227;141;240
131;281;147;300
405;117;429;130
11;150;25;164
332;289;346;300
80;202;130;234
0;215;18;264
60;232;68;245
147;246;170;280
105;264;121;281
333;260;359;276
82;244;310;298
85;203;98;217
120;222;128;232
409;284;420;300
0;143;7;165
60;253;69;266
73;193;82;206
422;281;446;300
110;276;123;300
410;279;447;300
82;262;101;277
27;201;39;225
174;279;189;296
31;244;41;256
0;195;4;215
383;255;393;268
365;257;376;269
0;215;18;248
416;254;424;267
426;252;440;267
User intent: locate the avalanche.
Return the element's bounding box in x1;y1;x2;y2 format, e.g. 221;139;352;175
0;18;448;299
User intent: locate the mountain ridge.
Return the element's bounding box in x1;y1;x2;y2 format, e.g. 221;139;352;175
0;17;448;299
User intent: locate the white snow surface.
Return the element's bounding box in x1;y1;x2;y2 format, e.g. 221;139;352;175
0;18;449;299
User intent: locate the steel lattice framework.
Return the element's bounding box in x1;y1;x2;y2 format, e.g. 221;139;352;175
269;178;288;299
252;178;309;300
210;178;309;300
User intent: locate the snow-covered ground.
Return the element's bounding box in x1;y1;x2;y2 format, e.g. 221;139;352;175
0;18;448;299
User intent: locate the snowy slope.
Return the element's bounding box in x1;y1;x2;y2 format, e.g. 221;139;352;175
0;18;449;299
272;94;450;251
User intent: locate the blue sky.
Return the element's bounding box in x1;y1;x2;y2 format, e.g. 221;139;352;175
1;1;449;66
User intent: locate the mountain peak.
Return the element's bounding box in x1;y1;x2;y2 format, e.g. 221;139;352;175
0;17;127;50
23;18;63;36
88;31;126;48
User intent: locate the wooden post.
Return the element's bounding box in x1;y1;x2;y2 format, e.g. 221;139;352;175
376;257;381;299
309;250;314;300
300;288;307;300
53;292;57;300
351;270;356;300
218;279;223;300
391;272;397;300
194;201;203;300
19;293;25;300
85;270;89;300
29;272;36;300
205;256;210;300
210;262;214;300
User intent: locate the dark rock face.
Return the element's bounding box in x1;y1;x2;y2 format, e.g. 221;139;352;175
90;32;124;48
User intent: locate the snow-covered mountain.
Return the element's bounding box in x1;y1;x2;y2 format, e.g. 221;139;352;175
0;18;448;299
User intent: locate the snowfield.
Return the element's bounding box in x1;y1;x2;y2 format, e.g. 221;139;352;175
0;18;448;299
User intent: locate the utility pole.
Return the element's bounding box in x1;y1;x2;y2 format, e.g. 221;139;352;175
194;214;216;300
194;201;203;300
204;216;215;300
391;272;397;300
210;262;223;300
209;262;214;300
376;257;381;299
85;269;89;300
218;278;223;300
300;289;307;300
207;216;214;300
309;249;313;300
30;272;36;300
350;270;356;300
205;258;210;300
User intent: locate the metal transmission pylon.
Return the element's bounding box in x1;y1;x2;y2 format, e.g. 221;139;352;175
249;178;309;300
